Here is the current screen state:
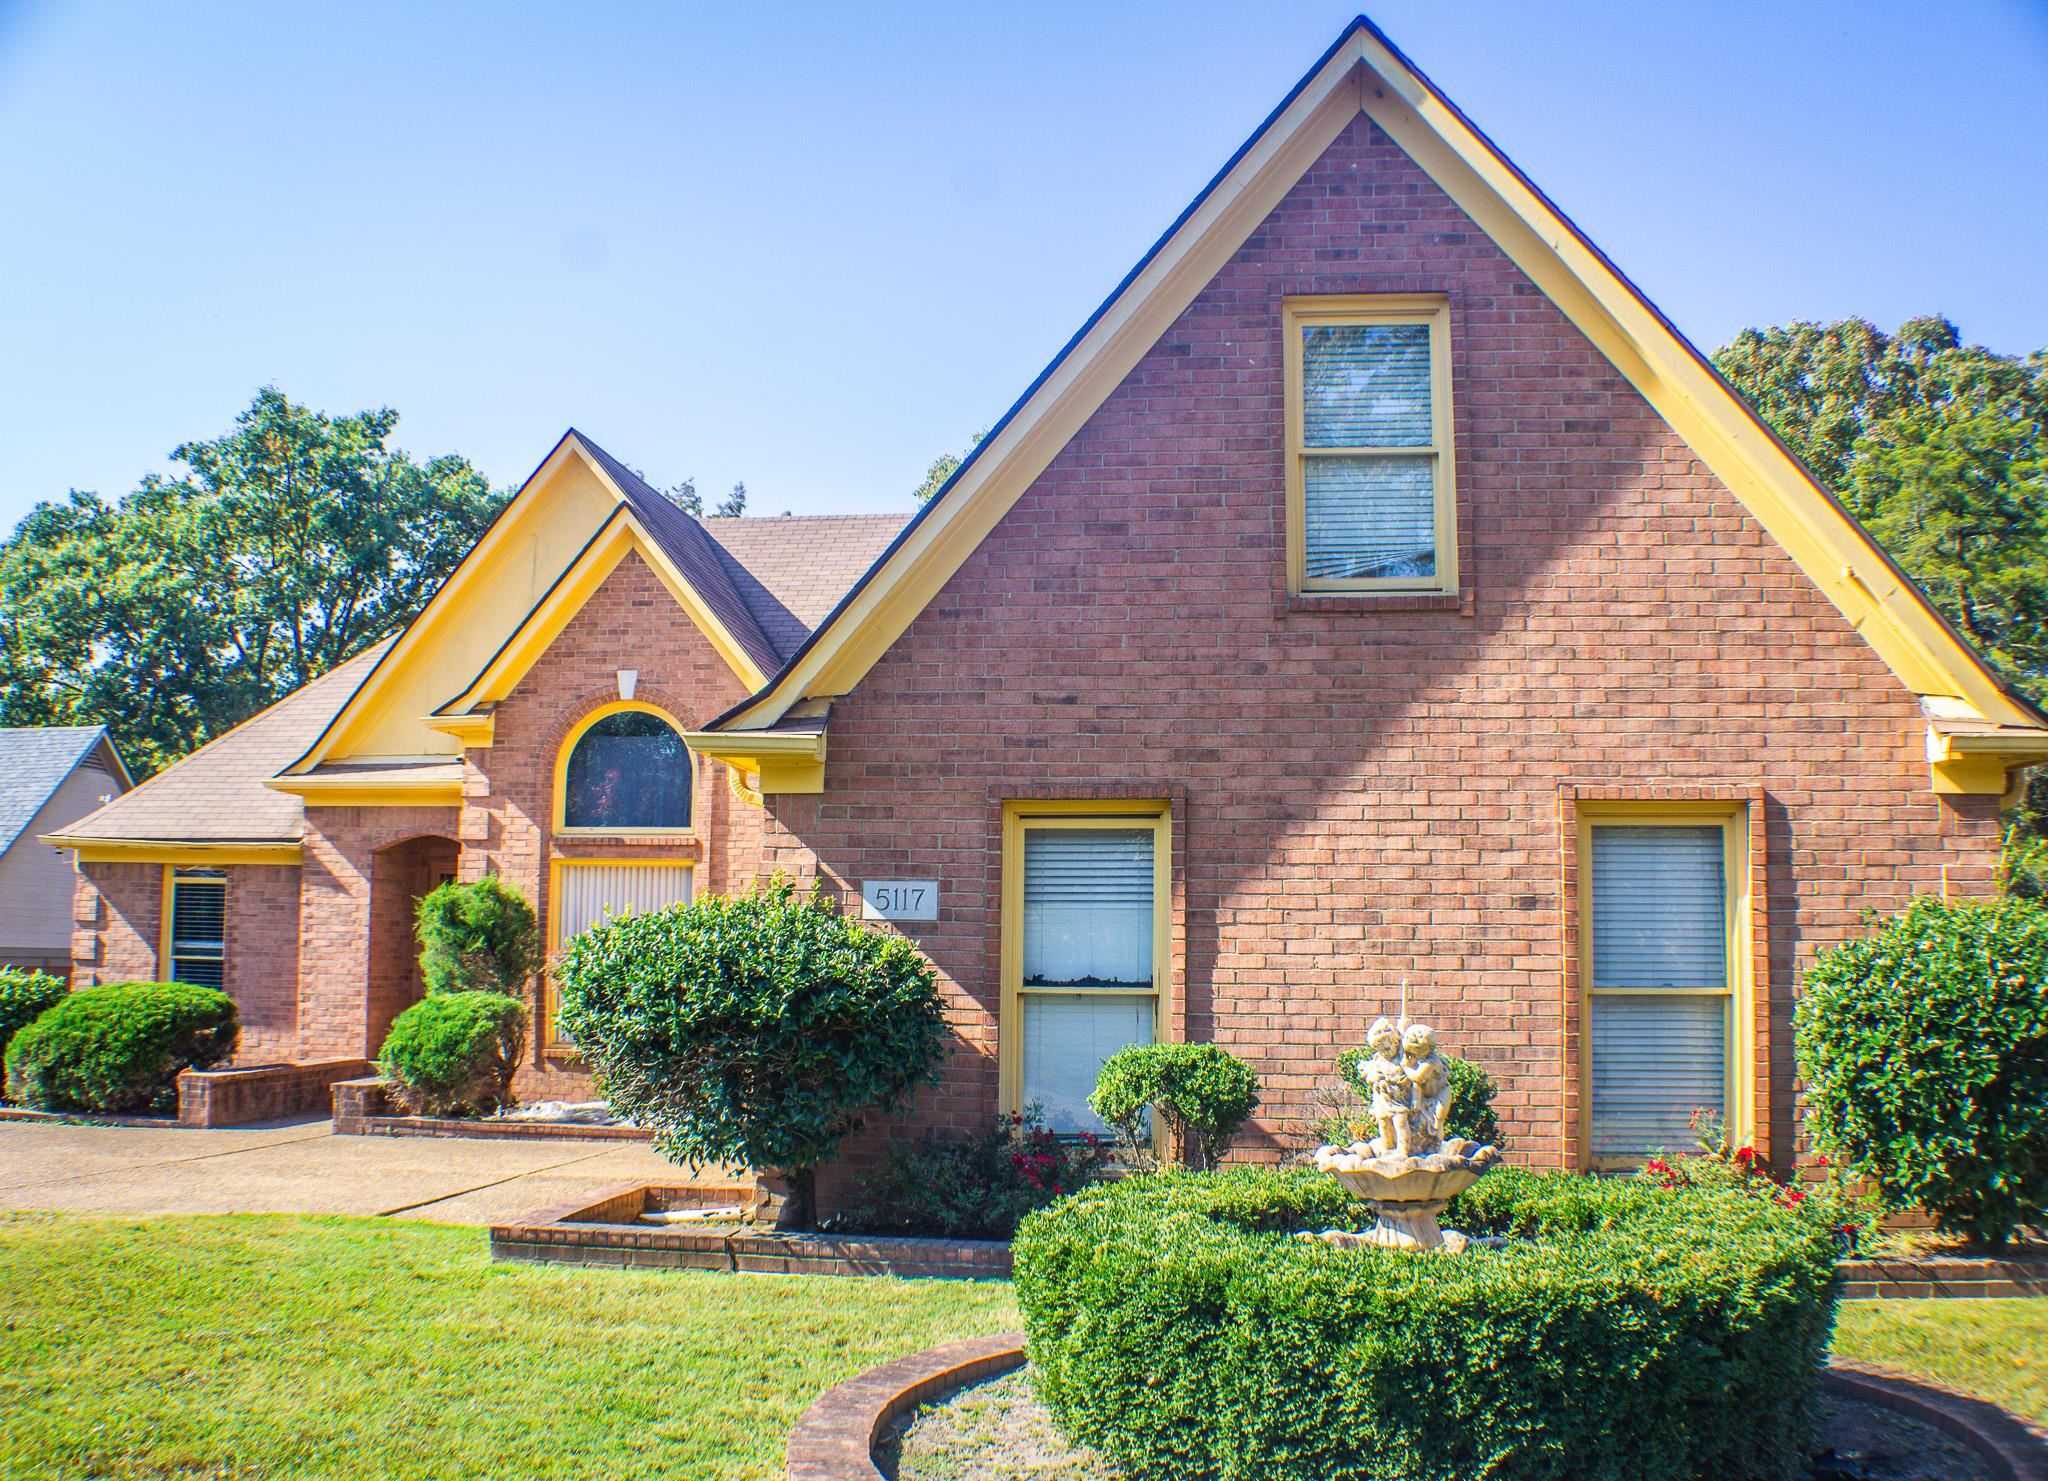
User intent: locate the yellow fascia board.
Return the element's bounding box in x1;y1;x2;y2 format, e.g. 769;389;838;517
1925;727;2048;796
714;24;2044;749
423;711;495;747
680;728;827;795
43;837;303;866
439;510;769;715
262;776;464;808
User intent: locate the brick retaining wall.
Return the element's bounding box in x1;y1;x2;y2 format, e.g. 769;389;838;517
1838;1253;2048;1300
330;1077;652;1141
177;1059;370;1127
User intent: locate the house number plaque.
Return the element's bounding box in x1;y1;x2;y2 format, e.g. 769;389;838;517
861;879;939;922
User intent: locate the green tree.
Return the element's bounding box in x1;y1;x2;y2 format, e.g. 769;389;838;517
0;388;505;774
912;430;987;503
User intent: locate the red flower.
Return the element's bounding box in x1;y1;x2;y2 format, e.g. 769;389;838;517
1776;1187;1807;1207
1733;1146;1758;1171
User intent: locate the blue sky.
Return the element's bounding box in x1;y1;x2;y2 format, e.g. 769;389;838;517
2;0;2044;531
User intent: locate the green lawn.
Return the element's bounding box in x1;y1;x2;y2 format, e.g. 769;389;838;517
0;1212;1017;1481
2;1214;2040;1481
1833;1297;2048;1428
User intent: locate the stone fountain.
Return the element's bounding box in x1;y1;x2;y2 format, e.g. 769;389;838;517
1306;1010;1500;1253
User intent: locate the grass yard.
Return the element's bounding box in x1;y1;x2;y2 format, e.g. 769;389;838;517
1833;1297;2047;1428
3;1213;2042;1481
0;1212;1016;1481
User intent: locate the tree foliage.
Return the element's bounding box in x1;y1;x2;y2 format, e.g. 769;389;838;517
415;876;543;997
0;388;505;775
1090;1041;1260;1171
912;430;986;503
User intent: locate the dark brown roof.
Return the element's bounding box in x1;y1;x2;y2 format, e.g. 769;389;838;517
699;514;910;660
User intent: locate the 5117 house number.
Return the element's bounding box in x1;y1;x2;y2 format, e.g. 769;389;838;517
861;879;939;922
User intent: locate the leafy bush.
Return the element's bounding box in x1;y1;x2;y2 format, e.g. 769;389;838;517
415;876;543;996
556;877;948;1227
1314;1045;1505;1150
3;981;237;1113
847;1107;1114;1239
377;991;526;1116
1797;895;2048;1248
1015;1166;1839;1481
1089;1042;1259;1170
0;967;67;1068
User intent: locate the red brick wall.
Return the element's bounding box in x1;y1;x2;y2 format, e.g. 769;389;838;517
757;114;2004;1203
465;548;764;1100
71;860;303;1064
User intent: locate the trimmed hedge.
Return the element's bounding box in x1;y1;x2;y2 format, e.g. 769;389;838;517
415;876;543;996
1014;1166;1840;1481
1091;1042;1260;1170
3;981;237;1114
378;992;526;1117
0;967;67;1067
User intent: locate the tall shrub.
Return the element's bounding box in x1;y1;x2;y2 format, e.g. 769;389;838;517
377;991;526;1116
3;981;237;1113
1797;895;2048;1247
1090;1042;1260;1170
415;876;542;996
0;968;67;1067
555;877;947;1227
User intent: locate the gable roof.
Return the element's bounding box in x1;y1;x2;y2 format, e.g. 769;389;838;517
700;514;910;660
47;642;391;849
0;726;128;856
700;14;2048;753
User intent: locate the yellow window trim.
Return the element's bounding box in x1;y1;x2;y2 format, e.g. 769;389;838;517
544;855;694;1053
1282;294;1458;596
554;700;700;840
707;20;2046;769
997;801;1172;1118
158;866;228;985
47;838;303;867
1573;800;1754;1170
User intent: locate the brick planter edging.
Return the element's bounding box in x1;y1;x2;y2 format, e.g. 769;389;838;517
1839;1253;2048;1300
0;1106;180;1128
332;1077;652;1142
784;1337;2048;1481
178;1059;370;1127
785;1331;1026;1481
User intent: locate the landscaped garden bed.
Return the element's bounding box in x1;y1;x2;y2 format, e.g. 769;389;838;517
331;1076;653;1141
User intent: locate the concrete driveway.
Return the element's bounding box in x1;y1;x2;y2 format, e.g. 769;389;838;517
0;1117;698;1223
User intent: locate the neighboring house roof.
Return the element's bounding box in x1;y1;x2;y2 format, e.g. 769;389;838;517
46;641;393;850
0;726;130;856
698;13;2048;781
700;514;911;660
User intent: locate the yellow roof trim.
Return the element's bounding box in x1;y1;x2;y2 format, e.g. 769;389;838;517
263;775;465;808
44;837;304;866
713;18;2043;741
435;509;770;719
423;711;495;747
681;727;827;796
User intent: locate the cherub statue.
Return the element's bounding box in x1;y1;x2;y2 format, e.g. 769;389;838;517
1401;1022;1452;1154
1355;1016;1415;1158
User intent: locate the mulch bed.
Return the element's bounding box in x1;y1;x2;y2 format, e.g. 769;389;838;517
877;1369;1995;1481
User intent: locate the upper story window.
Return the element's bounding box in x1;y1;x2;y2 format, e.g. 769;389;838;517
1283;295;1457;595
557;704;693;833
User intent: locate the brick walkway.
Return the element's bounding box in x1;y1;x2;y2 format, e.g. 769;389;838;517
0;1116;690;1223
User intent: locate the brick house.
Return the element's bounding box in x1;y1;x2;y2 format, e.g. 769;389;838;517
47;18;2048;1195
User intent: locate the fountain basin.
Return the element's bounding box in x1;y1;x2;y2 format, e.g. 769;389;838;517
1309;1138;1501;1250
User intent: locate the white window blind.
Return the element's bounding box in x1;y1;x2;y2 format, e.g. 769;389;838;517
1588;825;1730;1156
1298;320;1440;582
557;864;694;941
1019;826;1158;1134
1022;830;1154;989
169;874;226;991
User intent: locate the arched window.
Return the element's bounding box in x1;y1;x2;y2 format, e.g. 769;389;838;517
559;707;692;831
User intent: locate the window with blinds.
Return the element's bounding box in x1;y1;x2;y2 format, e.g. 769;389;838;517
1586;823;1735;1158
1013;822;1162;1134
549;863;693;1045
1285;297;1455;593
168;872;227;991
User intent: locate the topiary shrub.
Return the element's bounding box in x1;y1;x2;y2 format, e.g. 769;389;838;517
846;1107;1114;1240
1015;1166;1839;1481
1317;1045;1505;1150
0;967;68;1070
1089;1042;1260;1170
377;991;526;1117
555;876;948;1228
3;981;237;1114
1797;895;2048;1248
415;875;543;996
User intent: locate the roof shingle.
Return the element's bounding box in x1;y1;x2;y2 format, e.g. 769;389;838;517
0;727;121;855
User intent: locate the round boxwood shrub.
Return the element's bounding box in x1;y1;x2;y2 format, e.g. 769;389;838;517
1014;1166;1839;1481
0;967;68;1068
556;876;947;1227
1797;895;2048;1247
3;981;237;1114
415;875;543;996
377;991;526;1117
1090;1042;1260;1170
1329;1045;1505;1148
